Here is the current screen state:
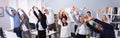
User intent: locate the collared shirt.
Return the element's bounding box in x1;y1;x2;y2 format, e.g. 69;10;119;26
76;23;89;35
45;10;55;25
38;21;44;30
5;7;21;28
60;23;71;37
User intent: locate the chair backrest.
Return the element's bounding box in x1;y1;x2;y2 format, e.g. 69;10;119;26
0;27;4;37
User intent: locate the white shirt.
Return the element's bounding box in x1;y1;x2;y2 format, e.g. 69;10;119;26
38;21;44;30
29;11;38;24
45;11;55;25
60;24;71;37
22;24;28;31
75;23;89;35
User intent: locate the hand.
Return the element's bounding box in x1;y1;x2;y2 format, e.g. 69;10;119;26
5;6;9;10
84;16;94;22
32;6;36;10
17;8;21;11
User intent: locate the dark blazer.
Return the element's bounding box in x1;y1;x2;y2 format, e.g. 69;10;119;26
33;10;47;30
86;19;116;38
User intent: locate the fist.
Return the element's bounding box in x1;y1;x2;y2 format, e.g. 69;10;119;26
5;6;9;9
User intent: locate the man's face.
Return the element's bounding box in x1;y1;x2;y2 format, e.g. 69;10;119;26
72;6;77;11
87;13;91;17
44;9;49;14
11;10;15;15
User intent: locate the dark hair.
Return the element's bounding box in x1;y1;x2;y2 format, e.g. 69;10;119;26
61;16;68;26
11;10;14;11
87;11;91;14
61;16;67;21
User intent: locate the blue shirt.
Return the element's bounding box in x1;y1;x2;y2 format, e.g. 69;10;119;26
5;7;21;28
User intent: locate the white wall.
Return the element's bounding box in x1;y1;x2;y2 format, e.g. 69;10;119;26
0;0;10;30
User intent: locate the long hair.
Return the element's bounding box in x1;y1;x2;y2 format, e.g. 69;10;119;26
61;16;68;26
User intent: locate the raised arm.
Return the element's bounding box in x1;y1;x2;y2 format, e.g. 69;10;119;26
33;11;39;19
64;11;70;20
9;7;18;14
32;6;39;19
93;19;114;30
86;22;101;33
72;14;79;24
57;10;61;20
28;9;33;16
5;6;14;17
21;9;29;19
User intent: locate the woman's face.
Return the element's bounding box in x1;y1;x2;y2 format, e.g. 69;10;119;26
21;14;25;21
79;16;83;23
102;15;107;22
62;18;67;24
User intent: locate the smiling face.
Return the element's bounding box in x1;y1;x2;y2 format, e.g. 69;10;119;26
87;11;91;17
62;18;67;24
78;15;84;24
44;9;49;14
102;15;108;23
61;16;67;24
21;14;25;21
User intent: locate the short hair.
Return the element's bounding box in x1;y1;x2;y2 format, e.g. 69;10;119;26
87;11;91;14
11;10;14;11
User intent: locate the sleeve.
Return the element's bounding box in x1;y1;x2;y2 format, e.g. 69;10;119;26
93;19;114;29
36;20;39;30
9;7;18;14
86;22;101;33
33;11;39;19
72;14;79;24
5;8;14;17
21;9;29;19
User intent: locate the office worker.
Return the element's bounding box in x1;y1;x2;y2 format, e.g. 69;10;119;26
33;6;47;38
44;9;57;38
73;15;88;38
60;16;71;38
57;9;70;26
18;8;31;38
5;6;22;38
70;6;82;37
85;15;116;38
28;9;37;29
